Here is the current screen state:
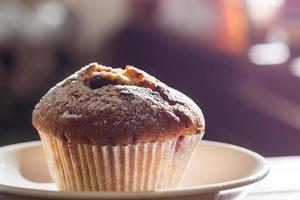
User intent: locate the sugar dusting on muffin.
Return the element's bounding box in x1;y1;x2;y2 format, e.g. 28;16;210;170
33;63;204;145
32;63;205;191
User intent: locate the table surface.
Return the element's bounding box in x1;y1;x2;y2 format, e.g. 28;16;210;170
245;156;300;199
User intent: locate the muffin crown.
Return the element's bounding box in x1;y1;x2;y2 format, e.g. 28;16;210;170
32;63;205;145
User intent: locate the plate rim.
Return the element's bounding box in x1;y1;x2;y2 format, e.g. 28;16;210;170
0;140;269;199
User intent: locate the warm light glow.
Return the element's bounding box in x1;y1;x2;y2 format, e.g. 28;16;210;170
290;58;300;78
37;2;67;27
246;0;285;27
248;42;290;66
247;0;285;7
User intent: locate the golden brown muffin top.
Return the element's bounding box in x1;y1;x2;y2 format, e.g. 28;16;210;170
32;63;205;145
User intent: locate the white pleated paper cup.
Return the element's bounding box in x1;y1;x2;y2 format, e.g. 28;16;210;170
39;133;203;191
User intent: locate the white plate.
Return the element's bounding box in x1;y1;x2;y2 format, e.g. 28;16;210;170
0;140;269;200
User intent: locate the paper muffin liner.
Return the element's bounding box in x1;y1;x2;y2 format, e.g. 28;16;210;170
39;132;203;191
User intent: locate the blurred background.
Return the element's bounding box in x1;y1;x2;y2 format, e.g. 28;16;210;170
0;0;299;156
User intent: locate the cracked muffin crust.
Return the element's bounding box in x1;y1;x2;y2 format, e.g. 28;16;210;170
32;63;205;145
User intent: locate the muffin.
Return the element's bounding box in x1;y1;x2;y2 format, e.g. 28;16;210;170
32;63;205;191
